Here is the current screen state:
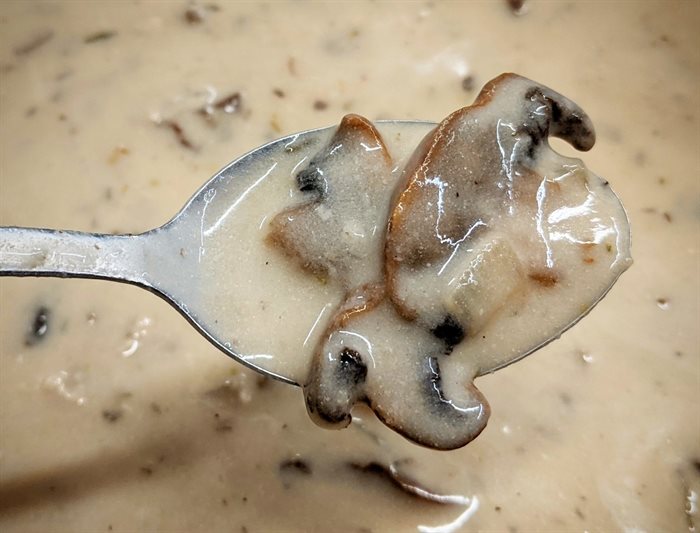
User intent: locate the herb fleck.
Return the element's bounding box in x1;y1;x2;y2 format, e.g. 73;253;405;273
102;408;123;423
184;7;205;24
279;458;312;475
461;75;475;92
506;0;527;15
215;92;242;113
14;30;53;56
160;119;196;150
84;31;117;44
528;270;559;287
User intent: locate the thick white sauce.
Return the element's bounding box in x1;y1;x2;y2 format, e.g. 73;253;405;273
0;1;698;531
258;75;632;450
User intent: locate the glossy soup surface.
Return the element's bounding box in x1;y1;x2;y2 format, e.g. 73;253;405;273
0;1;698;532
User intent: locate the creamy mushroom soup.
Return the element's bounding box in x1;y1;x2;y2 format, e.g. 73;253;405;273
0;1;698;531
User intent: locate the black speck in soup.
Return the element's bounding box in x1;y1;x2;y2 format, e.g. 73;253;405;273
656;297;669;310
213;412;234;433
461;75;475;92
279;458;312;475
338;348;368;386
184;7;205;24
102;408;123;423
505;0;527;15
430;314;465;350
692;459;700;475
214;92;242;114
296;164;324;194
25;306;50;346
160;119;197;150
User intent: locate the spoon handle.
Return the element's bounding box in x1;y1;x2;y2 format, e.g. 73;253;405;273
0;226;149;286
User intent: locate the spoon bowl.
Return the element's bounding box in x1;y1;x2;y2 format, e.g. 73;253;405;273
0;121;435;385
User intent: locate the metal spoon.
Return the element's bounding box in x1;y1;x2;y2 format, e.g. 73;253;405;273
0;114;630;396
0;121;434;385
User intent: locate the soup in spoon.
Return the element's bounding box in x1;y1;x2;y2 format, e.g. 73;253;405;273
0;73;631;450
263;74;631;449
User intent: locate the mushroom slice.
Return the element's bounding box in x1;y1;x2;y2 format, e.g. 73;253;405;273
386;73;632;375
304;283;384;428
304;294;489;450
267;114;395;289
271;75;631;450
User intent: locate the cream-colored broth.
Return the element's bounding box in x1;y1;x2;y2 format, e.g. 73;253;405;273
0;1;698;532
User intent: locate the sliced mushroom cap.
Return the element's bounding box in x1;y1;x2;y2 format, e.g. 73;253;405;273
386;73;631;375
267;114;394;289
304;297;490;450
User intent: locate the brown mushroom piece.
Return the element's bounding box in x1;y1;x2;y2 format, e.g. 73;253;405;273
267;114;401;431
305;295;490;450
267;113;394;289
386;73;631;382
267;73;631;450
